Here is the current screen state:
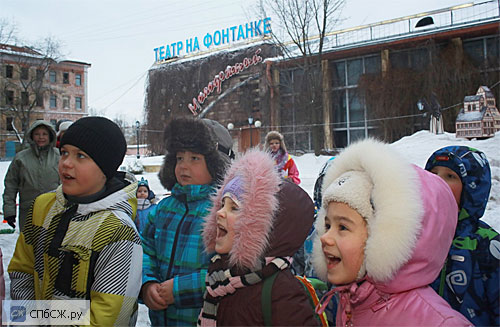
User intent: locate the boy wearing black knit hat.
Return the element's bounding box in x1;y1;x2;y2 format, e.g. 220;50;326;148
9;116;142;326
141;117;234;326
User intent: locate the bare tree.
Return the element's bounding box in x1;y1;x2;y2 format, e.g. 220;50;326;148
0;18;18;44
258;0;345;154
0;36;62;134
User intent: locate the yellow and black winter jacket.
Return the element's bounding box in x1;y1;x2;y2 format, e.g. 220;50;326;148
8;179;142;326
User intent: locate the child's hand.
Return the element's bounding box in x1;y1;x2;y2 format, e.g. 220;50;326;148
142;282;169;310
158;279;175;305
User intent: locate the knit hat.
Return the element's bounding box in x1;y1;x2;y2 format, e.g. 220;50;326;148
322;170;374;220
57;121;73;137
60;116;126;180
159;117;234;190
221;175;244;207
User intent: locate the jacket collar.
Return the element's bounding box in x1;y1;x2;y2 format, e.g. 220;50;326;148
171;183;214;202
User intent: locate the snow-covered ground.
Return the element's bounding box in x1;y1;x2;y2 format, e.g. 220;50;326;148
1;130;499;326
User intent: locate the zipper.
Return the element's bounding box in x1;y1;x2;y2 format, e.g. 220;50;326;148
165;193;189;280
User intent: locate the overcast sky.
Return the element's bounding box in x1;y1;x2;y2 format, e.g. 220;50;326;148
1;0;471;125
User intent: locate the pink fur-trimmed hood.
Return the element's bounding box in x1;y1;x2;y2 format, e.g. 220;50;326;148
203;149;314;270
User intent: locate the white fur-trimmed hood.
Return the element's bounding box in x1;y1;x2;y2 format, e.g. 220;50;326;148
312;138;423;284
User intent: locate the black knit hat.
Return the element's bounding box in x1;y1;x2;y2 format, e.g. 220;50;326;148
60;116;127;180
159;117;234;190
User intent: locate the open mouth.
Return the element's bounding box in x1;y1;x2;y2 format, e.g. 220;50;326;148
325;253;341;266
217;223;227;237
62;173;75;180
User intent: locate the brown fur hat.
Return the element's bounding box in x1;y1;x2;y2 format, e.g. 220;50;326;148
159;117;234;190
265;130;287;153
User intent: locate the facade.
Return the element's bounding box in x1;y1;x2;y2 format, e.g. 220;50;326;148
145;1;499;153
456;86;500;139
0;43;90;156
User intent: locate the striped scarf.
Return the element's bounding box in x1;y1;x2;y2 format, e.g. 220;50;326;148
197;254;292;326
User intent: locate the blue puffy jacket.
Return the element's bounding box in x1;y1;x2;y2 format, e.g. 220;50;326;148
425;146;499;326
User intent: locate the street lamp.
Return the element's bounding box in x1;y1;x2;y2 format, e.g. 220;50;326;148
135;120;140;159
248;117;254;147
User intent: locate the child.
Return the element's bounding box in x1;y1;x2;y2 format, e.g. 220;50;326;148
0;248;4;325
265;130;300;184
141;117;234;326
3;120;60;231
135;177;157;232
8;116;142;326
313;139;472;326
198;149;318;326
425;146;499;326
56;120;73;149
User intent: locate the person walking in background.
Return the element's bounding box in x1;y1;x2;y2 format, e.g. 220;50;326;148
3;120;60;231
135;177;157;233
199;149;318;326
313;139;472;326
141;117;234;326
8;116;142;326
425;146;499;326
56;120;73;149
265;130;300;184
0;248;4;325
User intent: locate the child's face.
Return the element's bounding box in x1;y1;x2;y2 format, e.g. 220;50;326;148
32;126;50;147
137;186;149;199
175;150;212;186
59;144;107;197
269;139;281;152
430;166;462;206
215;196;239;254
320;201;368;286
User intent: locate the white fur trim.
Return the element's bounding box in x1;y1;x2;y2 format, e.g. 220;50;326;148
314;138;423;283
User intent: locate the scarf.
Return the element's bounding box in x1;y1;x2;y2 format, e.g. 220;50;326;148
197;254;292;327
270;149;288;177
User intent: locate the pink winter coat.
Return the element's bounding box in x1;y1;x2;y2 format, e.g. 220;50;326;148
312;139;472;326
0;248;5;325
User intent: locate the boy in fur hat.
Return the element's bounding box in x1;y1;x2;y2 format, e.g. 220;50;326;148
265;130;301;184
141;117;234;326
8;116;142;326
199;149;318;326
313;139;472;326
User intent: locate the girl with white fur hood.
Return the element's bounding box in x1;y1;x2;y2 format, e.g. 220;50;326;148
313;139;472;326
199;149;318;326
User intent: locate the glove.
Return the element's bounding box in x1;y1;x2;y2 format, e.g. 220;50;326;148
5;215;16;229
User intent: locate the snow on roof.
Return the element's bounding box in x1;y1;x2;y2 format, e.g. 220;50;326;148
456;107;486;122
464;95;482;102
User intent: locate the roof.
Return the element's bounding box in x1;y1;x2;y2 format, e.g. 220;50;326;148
478;85;495;98
464;95;482;102
456;107;487;122
0;43;42;57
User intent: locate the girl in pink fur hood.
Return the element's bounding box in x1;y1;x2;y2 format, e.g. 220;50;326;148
198;149;319;326
313;139;472;326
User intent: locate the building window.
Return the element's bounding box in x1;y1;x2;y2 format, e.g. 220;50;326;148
50;95;57;108
75;74;82;86
63;72;69;84
21;67;29;80
36;93;43;107
63;96;70;109
36;69;44;81
5;90;14;105
49;70;56;83
6;117;14;131
21;92;29;106
75;97;82;110
5;65;13;78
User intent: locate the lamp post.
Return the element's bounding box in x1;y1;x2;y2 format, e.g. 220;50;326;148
135;120;140;159
248;117;254;147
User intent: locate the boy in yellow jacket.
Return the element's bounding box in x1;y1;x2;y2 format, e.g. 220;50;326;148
8;117;142;326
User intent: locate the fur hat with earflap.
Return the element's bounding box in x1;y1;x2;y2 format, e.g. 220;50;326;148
312;138;457;295
159;117;235;190
265;130;287;153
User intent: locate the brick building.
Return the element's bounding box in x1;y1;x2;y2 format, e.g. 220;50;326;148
0;43;90;156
